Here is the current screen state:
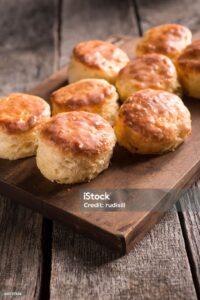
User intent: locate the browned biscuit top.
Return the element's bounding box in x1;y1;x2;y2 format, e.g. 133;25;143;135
0;93;49;134
177;39;200;71
119;89;191;141
137;24;192;58
51;79;116;109
40;111;115;155
73;40;129;72
118;53;176;90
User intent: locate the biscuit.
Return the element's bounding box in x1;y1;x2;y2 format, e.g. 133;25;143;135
116;53;181;101
114;89;191;154
136;24;192;61
68;40;129;84
51;79;119;125
0;93;50;160
177;40;200;98
36;111;116;184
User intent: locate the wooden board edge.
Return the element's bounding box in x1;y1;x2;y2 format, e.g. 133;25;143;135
124;161;200;252
29;66;69;100
1;138;200;254
0;180;127;254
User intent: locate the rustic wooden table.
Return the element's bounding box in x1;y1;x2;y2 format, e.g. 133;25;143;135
0;0;200;299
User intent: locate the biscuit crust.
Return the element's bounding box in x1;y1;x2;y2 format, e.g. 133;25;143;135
116;53;181;101
40;111;116;156
177;40;200;71
52;79;114;108
73;40;129;72
0;93;50;160
68;40;129;84
37;111;116;183
0;93;50;134
115;89;191;154
51;79;119;124
136;24;192;61
177;40;200;98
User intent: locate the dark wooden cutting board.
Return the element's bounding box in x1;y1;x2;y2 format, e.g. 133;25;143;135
1;35;200;254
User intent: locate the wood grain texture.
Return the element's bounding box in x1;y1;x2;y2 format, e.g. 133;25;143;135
0;0;56;95
0;0;56;298
179;183;200;295
0;0;55;49
0;197;42;299
59;0;138;66
135;0;200;33
50;208;197;300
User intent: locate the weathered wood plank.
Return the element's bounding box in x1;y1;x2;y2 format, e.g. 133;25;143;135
0;0;55;50
178;183;200;296
51;208;197;300
50;1;197;298
0;0;56;95
59;0;138;67
0;197;42;299
0;0;56;298
135;0;200;33
136;0;200;294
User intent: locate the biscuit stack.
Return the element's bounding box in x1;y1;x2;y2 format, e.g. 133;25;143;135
1;23;199;184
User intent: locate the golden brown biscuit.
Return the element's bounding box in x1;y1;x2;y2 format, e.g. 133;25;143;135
0;93;50;160
116;53;181;101
136;24;192;61
51;79;119;125
114;89;191;154
68;40;129;84
36;111;116;183
177;40;200;98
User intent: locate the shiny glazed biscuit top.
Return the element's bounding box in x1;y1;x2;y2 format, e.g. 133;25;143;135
118;53;177;89
51;79;116;109
0;93;49;134
40;111;115;155
177;40;200;71
137;24;192;58
73;40;129;72
119;89;191;141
